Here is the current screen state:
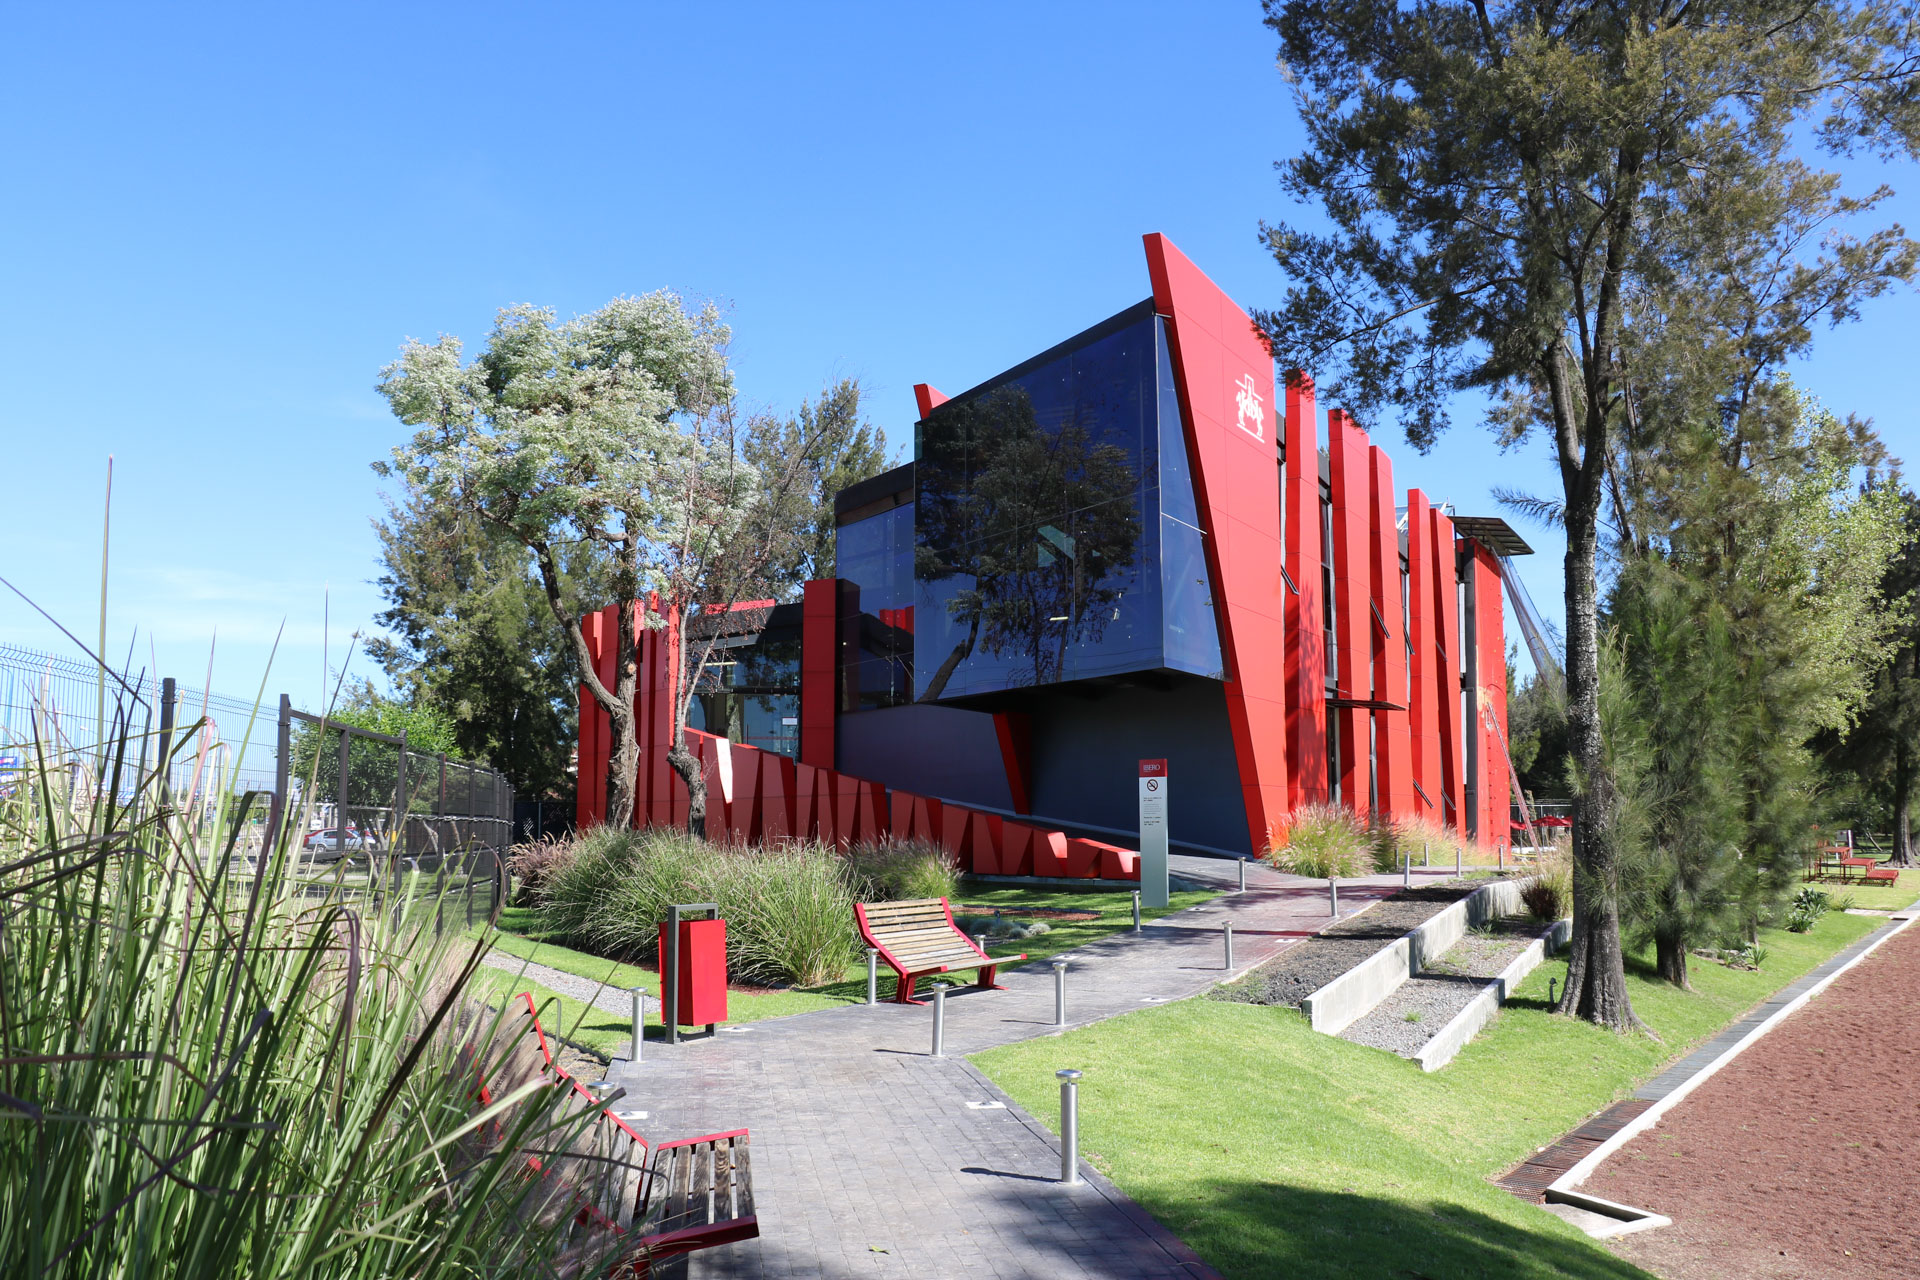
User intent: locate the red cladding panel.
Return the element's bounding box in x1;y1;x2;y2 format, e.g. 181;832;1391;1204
992;712;1033;815
1369;446;1414;819
800;579;837;770
1144;234;1290;851
1405;491;1441;820
729;743;762;845
1430;509;1465;829
1327;409;1371;806
913;384;949;418
759;753;795;841
1471;544;1509;851
1284;372;1329;811
576;608;607;828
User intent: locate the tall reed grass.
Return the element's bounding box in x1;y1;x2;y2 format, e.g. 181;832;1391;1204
0;703;637;1279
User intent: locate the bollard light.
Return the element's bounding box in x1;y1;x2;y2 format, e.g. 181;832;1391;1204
930;984;949;1058
1056;1069;1083;1185
1223;921;1235;970
1549;977;1559;1005
1456;845;1463;877
866;947;879;1006
1329;878;1340;917
630;987;646;1064
1237;858;1247;893
1131;890;1141;933
1051;959;1068;1027
1403;853;1411;889
1423;840;1430;869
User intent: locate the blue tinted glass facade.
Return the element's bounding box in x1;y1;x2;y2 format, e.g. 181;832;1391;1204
834;503;915;709
913;307;1222;702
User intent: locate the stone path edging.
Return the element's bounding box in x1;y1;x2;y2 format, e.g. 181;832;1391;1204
1552;905;1920;1196
1413;917;1570;1072
1302;875;1532;1035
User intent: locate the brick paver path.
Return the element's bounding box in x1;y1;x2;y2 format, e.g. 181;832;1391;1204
603;856;1426;1278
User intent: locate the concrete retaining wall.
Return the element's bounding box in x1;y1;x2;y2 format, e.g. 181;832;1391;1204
1414;917;1570;1072
1301;877;1534;1036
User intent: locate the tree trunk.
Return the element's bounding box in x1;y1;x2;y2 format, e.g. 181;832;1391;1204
1555;499;1639;1029
668;736;707;840
1655;930;1689;989
602;603;641;830
1894;738;1914;868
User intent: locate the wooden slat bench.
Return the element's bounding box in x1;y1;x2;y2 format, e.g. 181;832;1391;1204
854;897;1026;1005
499;993;758;1276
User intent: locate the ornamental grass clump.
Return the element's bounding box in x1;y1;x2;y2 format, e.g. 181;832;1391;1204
846;837;961;901
1373;813;1482;873
536;829;864;986
1520;847;1574;922
1264;803;1371;879
0;702;630;1280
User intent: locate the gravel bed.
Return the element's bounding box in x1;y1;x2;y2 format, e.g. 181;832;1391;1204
1210;876;1514;1008
1341;917;1541;1056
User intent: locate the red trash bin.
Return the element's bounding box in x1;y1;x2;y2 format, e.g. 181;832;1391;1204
658;911;727;1036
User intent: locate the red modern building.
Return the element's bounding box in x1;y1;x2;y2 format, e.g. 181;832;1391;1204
575;235;1527;876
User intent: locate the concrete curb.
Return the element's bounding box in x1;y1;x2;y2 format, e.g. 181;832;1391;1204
1414;918;1570;1072
1552;910;1919;1194
1302;876;1532;1035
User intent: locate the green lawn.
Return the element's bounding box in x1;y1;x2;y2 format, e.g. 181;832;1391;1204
973;908;1881;1280
476;883;1217;1058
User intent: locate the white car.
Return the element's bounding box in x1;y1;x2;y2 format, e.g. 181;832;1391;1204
303;827;376;854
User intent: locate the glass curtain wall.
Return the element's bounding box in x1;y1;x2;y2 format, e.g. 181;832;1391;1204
913;304;1222;702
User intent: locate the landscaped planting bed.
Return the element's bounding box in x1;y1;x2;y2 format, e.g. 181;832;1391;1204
1212;878;1509;1008
1341;915;1541;1056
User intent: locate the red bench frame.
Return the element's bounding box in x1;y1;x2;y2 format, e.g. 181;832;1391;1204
488;992;758;1272
854;897;1027;1005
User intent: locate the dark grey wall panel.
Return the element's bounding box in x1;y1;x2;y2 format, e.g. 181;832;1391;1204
1026;678;1249;854
836;704;1013;812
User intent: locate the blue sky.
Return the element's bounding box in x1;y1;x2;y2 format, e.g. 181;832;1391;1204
3;3;1916;708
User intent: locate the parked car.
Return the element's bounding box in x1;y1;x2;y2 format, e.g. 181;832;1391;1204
302;827;377;854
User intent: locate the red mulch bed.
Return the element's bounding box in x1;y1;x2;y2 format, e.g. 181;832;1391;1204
1587;924;1920;1280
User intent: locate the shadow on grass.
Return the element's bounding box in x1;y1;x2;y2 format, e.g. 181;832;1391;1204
1139;1179;1650;1280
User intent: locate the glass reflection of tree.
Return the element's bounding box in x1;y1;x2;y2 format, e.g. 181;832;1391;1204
691;615;801;740
917;386;1141;700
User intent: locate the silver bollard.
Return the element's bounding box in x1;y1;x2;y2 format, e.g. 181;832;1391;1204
1223;921;1235;969
1498;843;1505;871
1403;854;1411;889
630;987;646;1064
866;947;879;1006
1456;845;1463;876
1052;959;1068;1026
973;934;989;956
1237;858;1247;893
930;984;948;1058
1057;1069;1082;1185
1423;840;1430;869
1329;878;1340;917
1131;890;1141;933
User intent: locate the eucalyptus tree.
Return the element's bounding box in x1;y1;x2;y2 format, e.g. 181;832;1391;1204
1256;0;1920;1028
376;293;738;830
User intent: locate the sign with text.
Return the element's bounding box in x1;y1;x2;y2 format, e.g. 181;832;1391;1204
1138;759;1169;908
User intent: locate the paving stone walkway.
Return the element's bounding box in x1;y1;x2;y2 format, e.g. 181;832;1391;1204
602;856;1426;1279
481;950;660;1016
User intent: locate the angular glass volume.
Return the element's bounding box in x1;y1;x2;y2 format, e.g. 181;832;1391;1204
914;305;1223;702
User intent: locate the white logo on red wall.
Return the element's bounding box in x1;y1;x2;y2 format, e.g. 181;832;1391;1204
1234;374;1266;441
